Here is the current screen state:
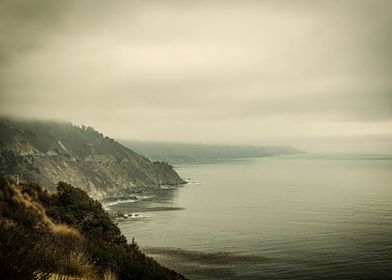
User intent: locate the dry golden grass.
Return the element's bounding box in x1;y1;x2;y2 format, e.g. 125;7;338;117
9;183;81;238
2;181;126;280
66;251;97;280
48;273;84;279
46;251;97;279
47;270;117;280
51;223;81;238
0;217;17;229
103;269;118;280
10;183;52;227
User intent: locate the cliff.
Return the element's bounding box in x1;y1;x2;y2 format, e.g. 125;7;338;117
0;118;185;199
0;178;185;280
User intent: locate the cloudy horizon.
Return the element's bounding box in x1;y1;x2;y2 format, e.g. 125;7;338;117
1;0;391;153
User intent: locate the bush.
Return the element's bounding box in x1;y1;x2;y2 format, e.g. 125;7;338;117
0;179;185;280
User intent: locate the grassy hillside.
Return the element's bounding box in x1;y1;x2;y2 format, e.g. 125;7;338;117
0;178;185;280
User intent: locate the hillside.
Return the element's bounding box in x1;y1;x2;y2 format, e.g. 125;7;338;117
0;178;185;280
119;140;304;164
0;118;185;199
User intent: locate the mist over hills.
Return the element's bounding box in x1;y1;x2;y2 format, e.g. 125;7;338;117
0;116;303;200
0;118;185;199
119;140;304;164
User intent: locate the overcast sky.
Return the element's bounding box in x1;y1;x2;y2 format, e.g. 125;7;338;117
0;0;391;152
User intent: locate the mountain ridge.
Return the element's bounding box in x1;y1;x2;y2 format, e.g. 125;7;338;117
119;139;304;164
0;118;185;199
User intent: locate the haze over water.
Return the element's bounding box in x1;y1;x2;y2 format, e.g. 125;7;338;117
115;154;392;279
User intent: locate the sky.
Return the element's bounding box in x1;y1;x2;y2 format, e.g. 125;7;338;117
0;0;391;153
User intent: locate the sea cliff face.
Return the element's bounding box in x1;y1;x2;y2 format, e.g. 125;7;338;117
0;118;185;199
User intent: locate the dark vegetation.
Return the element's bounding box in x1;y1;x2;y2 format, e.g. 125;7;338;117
0;178;185;280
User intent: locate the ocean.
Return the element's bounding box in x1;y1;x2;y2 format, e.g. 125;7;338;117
108;154;392;279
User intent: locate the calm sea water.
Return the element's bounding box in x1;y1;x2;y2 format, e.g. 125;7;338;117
112;154;392;279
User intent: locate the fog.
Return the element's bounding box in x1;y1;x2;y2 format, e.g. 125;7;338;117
1;0;391;153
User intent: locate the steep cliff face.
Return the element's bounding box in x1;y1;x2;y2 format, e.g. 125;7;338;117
0;118;185;199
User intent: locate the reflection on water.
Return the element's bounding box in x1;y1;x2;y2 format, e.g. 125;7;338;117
113;155;392;280
143;247;271;279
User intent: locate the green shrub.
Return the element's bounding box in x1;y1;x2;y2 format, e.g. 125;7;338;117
0;179;185;280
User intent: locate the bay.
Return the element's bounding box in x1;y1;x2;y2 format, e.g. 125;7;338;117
112;154;392;279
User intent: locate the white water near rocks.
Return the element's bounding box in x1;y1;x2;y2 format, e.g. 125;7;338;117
113;154;392;279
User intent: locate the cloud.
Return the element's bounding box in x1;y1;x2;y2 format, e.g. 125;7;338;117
0;0;391;152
